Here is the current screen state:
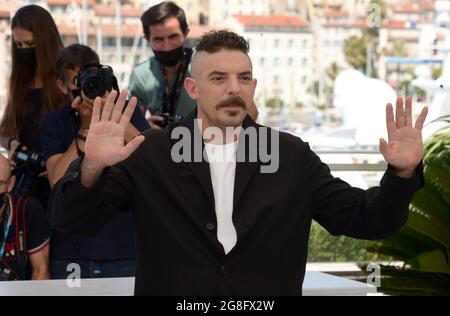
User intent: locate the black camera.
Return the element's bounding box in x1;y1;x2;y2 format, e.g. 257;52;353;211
153;110;183;129
13;147;45;174
12;147;46;197
74;65;118;100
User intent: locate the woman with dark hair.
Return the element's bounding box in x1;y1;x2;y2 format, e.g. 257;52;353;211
0;5;67;206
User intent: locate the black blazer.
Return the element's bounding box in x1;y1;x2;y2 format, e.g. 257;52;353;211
48;113;423;296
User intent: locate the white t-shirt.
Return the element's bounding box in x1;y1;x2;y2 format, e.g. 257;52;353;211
204;141;238;255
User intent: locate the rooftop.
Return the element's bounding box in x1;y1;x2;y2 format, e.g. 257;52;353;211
234;14;307;28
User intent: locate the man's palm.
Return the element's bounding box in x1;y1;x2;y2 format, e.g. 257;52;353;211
381;128;423;168
84;90;145;168
379;97;428;174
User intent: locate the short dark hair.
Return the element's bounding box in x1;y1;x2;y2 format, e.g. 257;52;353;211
141;1;188;40
196;30;250;54
56;44;100;83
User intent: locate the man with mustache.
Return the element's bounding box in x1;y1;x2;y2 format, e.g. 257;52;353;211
129;1;258;130
49;30;428;295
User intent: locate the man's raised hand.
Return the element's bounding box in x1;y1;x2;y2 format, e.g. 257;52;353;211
81;90;145;187
380;96;428;178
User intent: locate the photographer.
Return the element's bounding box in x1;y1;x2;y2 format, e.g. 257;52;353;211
129;1;258;129
0;155;50;281
0;5;67;207
40;44;149;279
42;44;149;187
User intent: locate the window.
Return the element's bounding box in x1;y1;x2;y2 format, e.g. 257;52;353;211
261;39;266;49
274;57;280;67
274;39;280;48
302;39;308;48
288;39;294;48
121;37;133;46
105;37;116;46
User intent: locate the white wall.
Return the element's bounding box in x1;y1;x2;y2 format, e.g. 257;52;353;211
247;31;314;106
209;0;271;25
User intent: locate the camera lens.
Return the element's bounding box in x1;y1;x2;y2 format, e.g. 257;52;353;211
83;76;106;99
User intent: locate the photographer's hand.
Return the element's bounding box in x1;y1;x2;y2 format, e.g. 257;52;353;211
81;90;145;188
8;140;21;165
148;114;165;130
38;171;48;178
72;96;93;129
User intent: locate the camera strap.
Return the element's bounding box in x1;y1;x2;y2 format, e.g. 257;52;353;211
14;196;29;267
0;195;28;280
160;47;193;115
0;198;13;258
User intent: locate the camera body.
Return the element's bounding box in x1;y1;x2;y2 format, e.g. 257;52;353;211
13;147;45;175
12;147;46;197
74;65;117;100
153;110;183;129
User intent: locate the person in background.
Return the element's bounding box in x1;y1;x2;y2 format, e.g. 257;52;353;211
0;5;67;207
0;155;50;281
41;44;149;280
129;1;259;130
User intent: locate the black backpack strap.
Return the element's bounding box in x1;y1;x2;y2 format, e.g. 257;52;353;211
14;196;29;267
165;47;195;116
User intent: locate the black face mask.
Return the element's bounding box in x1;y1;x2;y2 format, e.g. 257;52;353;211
17;47;37;70
154;46;185;67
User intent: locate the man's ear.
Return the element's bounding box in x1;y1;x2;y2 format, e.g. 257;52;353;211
7;176;16;194
184;77;198;100
251;78;257;97
56;78;68;94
